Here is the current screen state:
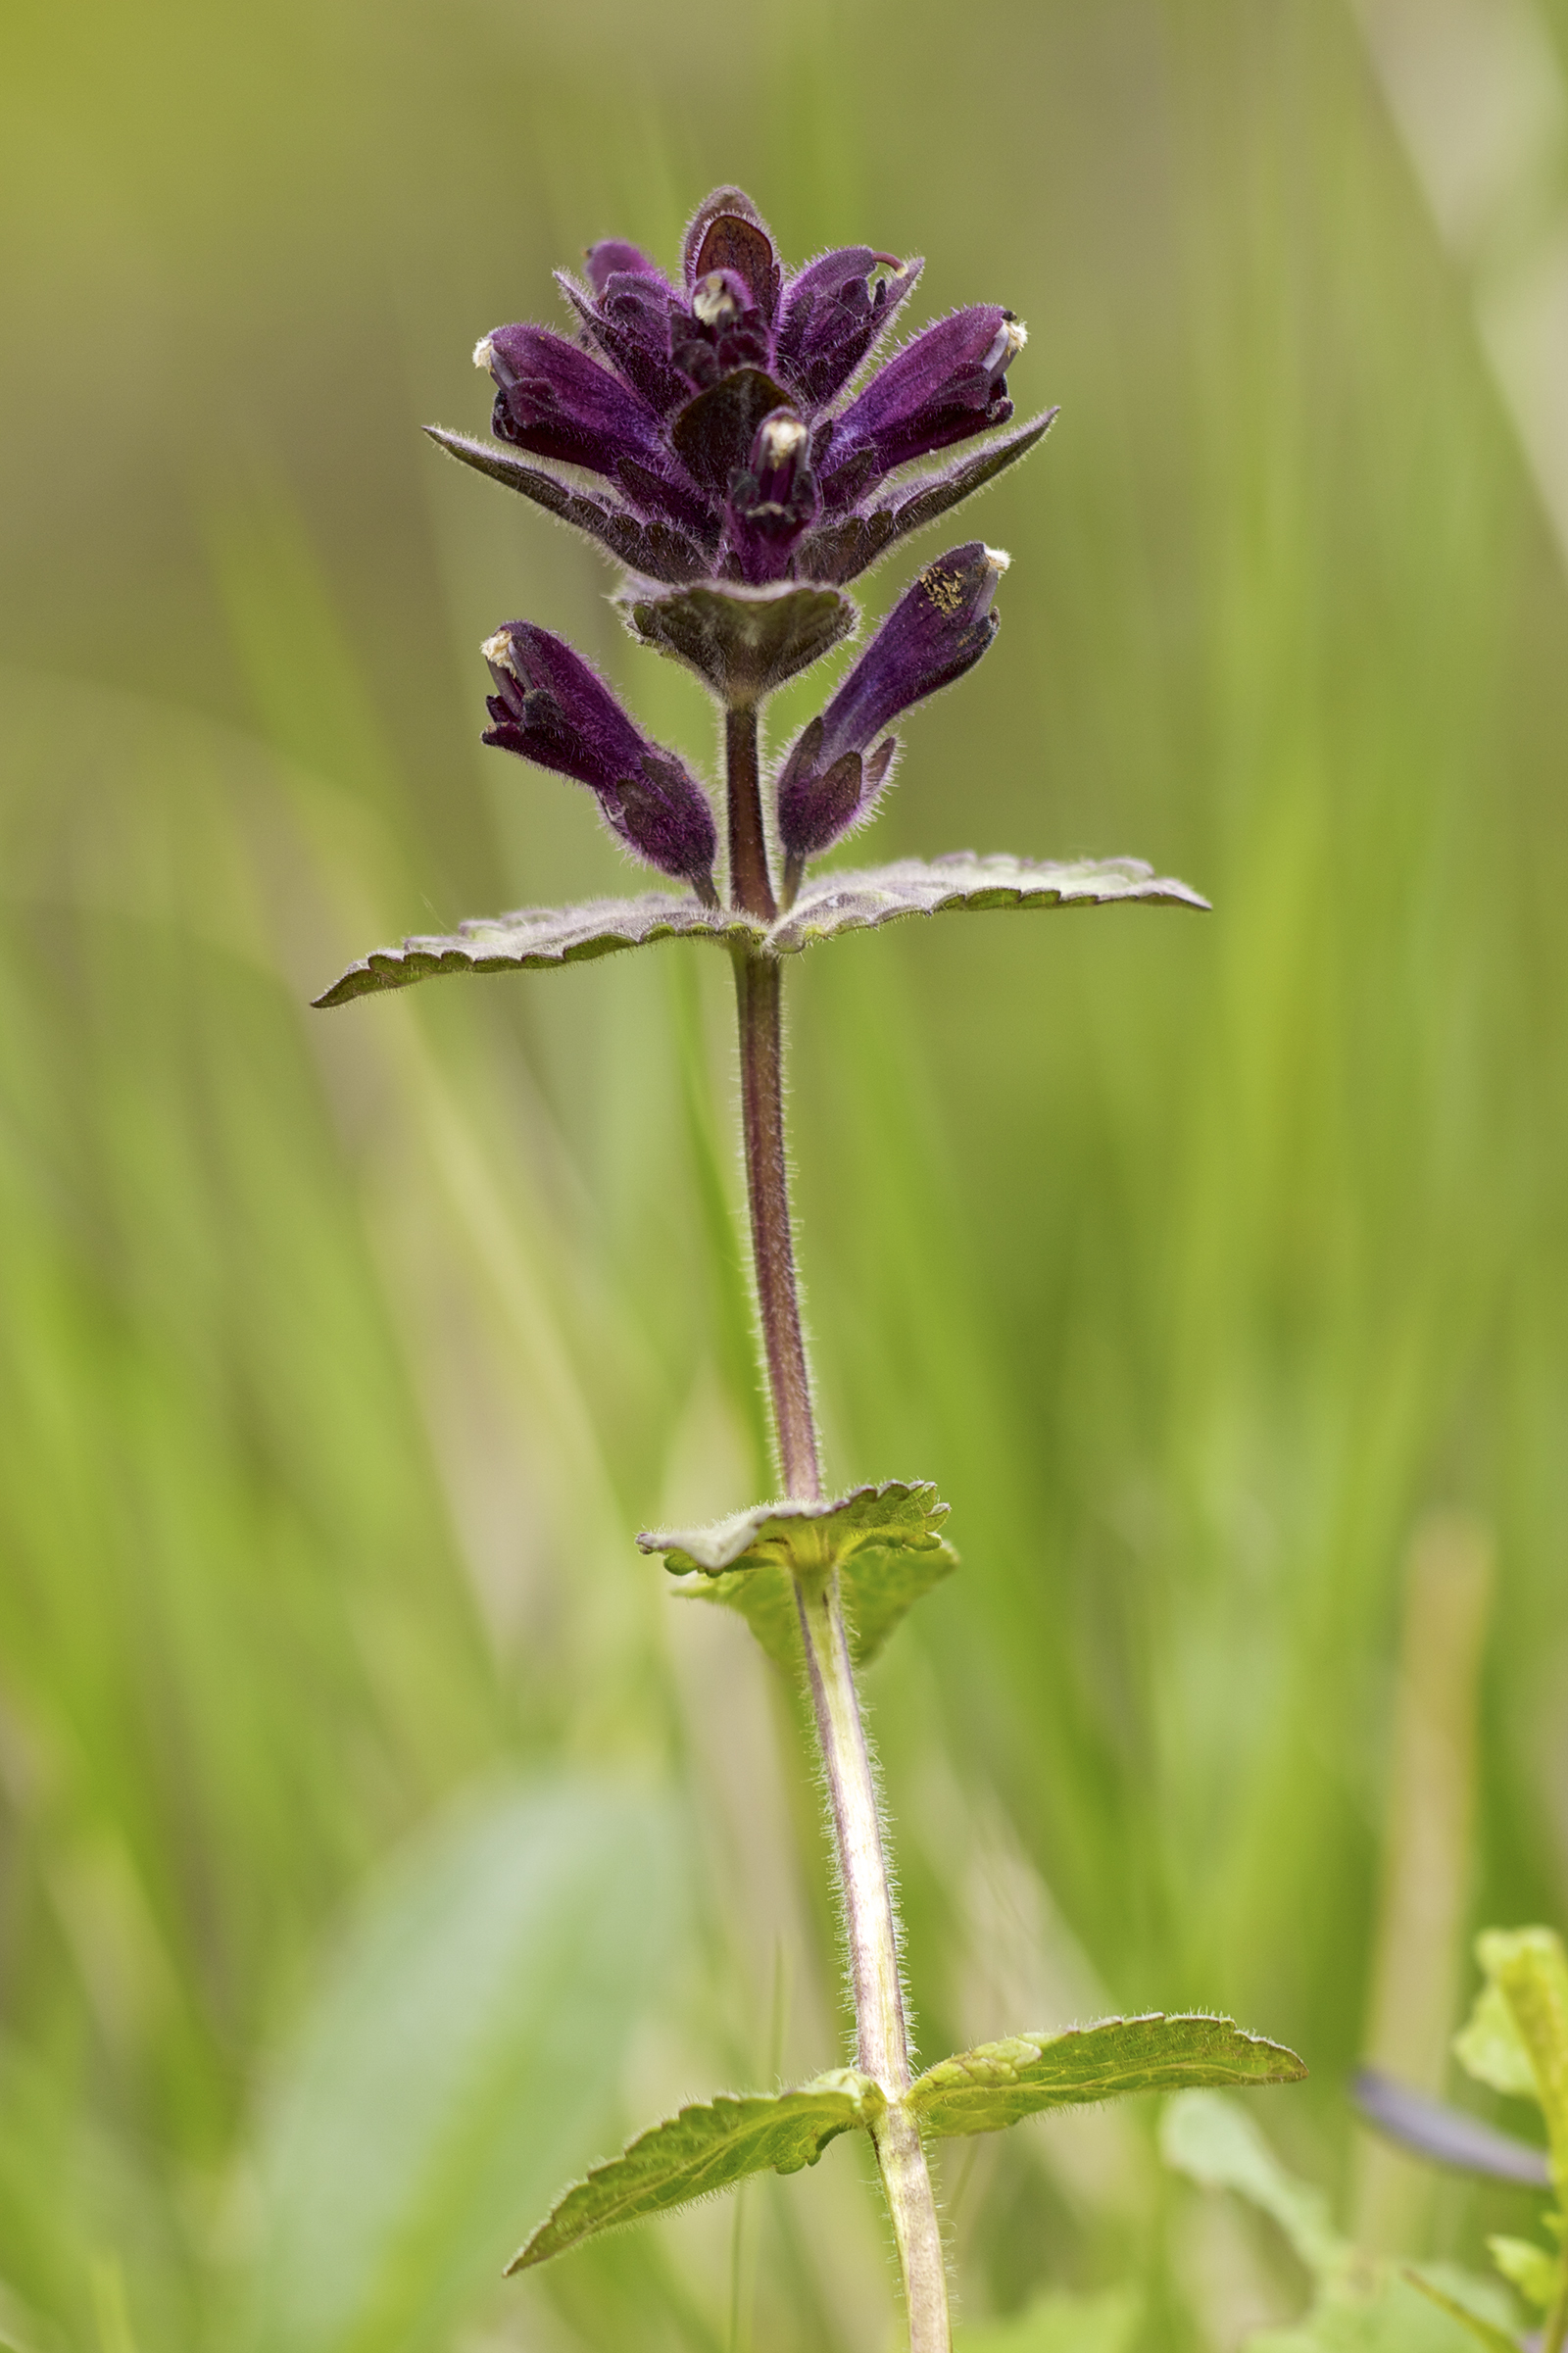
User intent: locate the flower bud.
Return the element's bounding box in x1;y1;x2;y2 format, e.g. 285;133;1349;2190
776;543;1007;878
482;623;717;896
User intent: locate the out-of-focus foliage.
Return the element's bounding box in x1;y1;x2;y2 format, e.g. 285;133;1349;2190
4;0;1568;2346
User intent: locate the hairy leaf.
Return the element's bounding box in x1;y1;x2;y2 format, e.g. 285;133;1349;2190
619;578;857;702
640;1479;957;1669
508;2069;884;2273
797;413;1058;585
314;854;1206;1007
425;428;710;583
908;2015;1304;2140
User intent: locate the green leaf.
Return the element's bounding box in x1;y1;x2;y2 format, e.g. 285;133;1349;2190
639;1479;958;1668
1161;2088;1344;2280
953;2285;1142;2353
1456;1981;1541;2104
1402;2270;1524;2351
1481;1929;1568;2184
507;2068;885;2273
313;855;1207;1007
618;577;857;702
1486;2235;1561;2311
242;1780;687;2353
906;2015;1305;2140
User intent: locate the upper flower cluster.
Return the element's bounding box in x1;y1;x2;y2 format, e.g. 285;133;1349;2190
444;189;1054;908
453;186;1050;591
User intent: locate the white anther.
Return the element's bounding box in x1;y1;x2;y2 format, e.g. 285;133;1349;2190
472;335;495;370
758;415;808;467
481;628;516;670
982;546;1011;573
692;271;741;326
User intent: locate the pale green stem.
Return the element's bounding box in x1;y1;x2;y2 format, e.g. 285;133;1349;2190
724;705;951;2352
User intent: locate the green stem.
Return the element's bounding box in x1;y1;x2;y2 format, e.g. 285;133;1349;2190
724;709;950;2352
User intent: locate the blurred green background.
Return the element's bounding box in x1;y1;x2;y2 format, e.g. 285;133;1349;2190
4;0;1568;2346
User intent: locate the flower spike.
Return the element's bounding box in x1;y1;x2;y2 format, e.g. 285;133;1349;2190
482;623;717;899
776;542;1008;891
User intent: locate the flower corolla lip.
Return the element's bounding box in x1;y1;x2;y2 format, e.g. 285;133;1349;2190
481;621;717;892
816;307;1024;503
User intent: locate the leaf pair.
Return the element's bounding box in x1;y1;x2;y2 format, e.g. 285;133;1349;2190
511;2012;1304;2273
639;1477;956;1669
312;852;1208;1007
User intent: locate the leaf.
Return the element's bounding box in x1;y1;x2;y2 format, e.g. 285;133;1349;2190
1478;1929;1568;2184
619;577;857;702
1349;2068;1550;2186
1455;1983;1541;2104
953;2285;1142;2353
1161;2087;1345;2281
1402;2271;1524;2352
639;1479;958;1669
906;2016;1305;2141
424;428;710;584
797;413;1058;586
313;852;1206;1007
242;1779;687;2353
1485;2235;1561;2311
312;894;762;1008
773;853;1210;945
507;2068;885;2273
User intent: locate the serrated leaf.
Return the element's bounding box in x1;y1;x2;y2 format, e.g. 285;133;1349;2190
1402;2270;1524;2352
507;2068;884;2273
312;894;762;1007
1479;1929;1568;2185
639;1479;957;1669
907;2015;1305;2140
313;853;1206;1007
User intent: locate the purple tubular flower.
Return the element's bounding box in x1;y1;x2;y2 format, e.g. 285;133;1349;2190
725;408;821;584
816;307;1026;507
482;623;717;897
774;248;924;414
478;323;663;477
776;542;1008;877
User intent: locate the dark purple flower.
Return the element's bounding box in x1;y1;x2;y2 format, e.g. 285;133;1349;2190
773;247;923;413
482;622;717;897
478;323;663;477
776;542;1007;881
816;307;1025;508
724;408;821;583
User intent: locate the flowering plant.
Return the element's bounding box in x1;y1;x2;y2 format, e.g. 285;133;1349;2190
318;187;1302;2352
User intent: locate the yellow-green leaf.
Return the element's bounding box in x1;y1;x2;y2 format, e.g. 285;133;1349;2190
906;2014;1305;2139
507;2070;885;2273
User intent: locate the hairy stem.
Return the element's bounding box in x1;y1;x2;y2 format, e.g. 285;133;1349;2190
725;716;949;2350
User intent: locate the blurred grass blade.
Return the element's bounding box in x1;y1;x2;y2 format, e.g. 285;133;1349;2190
509;2069;884;2274
244;1779;687;2353
1401;2270;1524;2352
1351;2068;1550;2187
906;2017;1303;2138
1161;2090;1346;2279
953;2286;1143;2353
